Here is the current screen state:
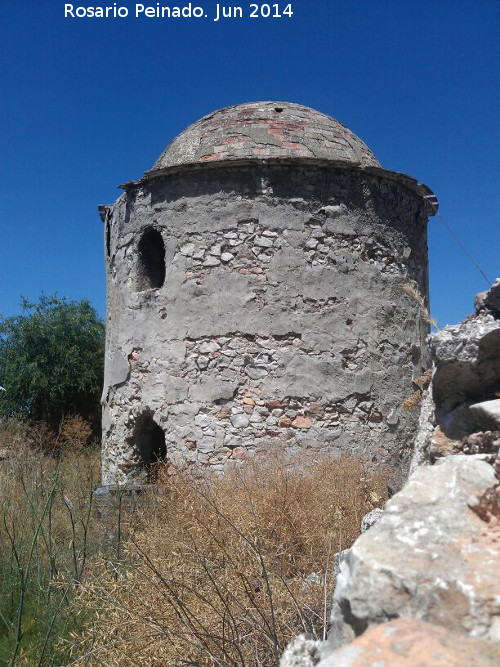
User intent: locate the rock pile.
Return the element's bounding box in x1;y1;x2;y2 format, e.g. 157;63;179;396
326;456;500;650
413;277;500;467
281;279;500;666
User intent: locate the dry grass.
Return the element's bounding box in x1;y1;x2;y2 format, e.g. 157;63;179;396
72;453;388;666
0;414;97;459
0;420;390;666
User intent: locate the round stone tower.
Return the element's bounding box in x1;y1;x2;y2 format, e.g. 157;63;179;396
99;101;438;486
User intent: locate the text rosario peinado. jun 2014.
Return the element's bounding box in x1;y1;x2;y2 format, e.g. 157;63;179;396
64;3;295;21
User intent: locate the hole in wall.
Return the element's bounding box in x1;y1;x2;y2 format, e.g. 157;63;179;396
274;107;284;113
133;412;166;480
137;227;166;290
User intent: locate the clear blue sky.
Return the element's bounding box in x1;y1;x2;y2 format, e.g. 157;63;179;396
2;0;498;327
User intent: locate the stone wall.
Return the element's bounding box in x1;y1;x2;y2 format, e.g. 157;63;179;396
101;163;430;485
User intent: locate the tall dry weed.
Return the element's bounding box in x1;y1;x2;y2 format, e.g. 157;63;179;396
402;283;438;329
73;453;388;666
0;421;101;665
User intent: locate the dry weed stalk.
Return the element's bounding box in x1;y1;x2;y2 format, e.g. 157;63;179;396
402;283;438;330
72;453;388;666
413;368;433;389
403;390;423;410
403;369;433;411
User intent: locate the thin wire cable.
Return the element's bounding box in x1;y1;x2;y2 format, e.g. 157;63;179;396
437;212;493;287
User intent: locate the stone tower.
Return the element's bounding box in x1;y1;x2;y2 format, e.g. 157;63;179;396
99;102;438;486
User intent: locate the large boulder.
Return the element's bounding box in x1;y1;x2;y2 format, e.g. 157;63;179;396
326;455;500;650
470;399;500;431
476;278;500;316
318;618;500;667
430;314;500;439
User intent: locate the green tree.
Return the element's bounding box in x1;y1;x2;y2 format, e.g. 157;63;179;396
0;295;105;429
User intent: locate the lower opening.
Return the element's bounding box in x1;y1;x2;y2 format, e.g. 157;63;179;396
133;413;166;480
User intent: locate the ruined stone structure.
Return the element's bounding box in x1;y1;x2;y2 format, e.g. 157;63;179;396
99;101;438;486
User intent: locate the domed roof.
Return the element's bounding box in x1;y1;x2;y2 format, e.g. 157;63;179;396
150;101;381;171
121;101;437;215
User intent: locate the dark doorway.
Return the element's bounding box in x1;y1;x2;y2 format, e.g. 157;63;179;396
133;413;167;479
137;228;166;290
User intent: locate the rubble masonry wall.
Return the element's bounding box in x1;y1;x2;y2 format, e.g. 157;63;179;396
101;163;430;484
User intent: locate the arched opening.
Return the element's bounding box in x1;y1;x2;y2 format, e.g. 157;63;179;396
133;413;167;480
105;220;111;259
137;228;166;290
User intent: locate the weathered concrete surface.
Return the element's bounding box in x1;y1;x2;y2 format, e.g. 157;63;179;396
326;456;500;650
101;102;436;485
317;619;500;667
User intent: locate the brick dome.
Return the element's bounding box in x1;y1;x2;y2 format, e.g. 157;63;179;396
150;101;381;171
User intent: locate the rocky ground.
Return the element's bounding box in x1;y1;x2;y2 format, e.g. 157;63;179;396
281;279;500;666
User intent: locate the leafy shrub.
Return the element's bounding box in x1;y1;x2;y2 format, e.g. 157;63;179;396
0;295;105;431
